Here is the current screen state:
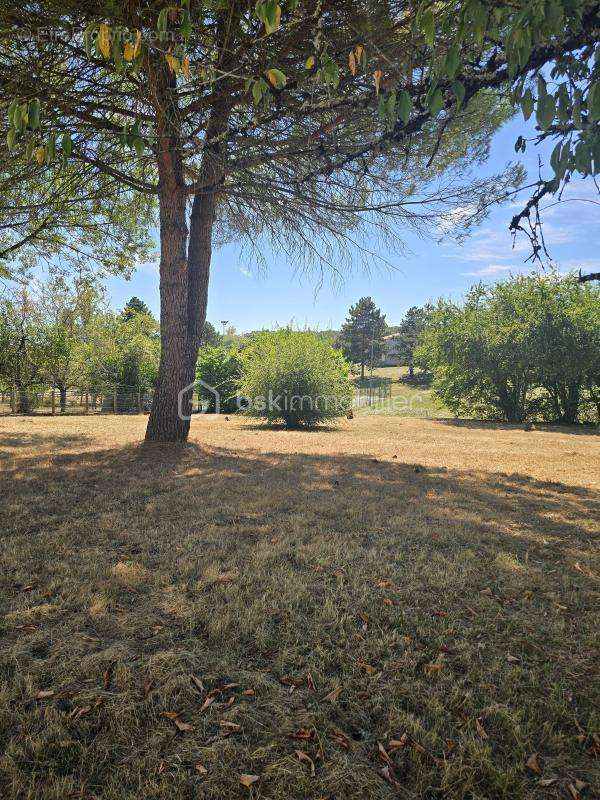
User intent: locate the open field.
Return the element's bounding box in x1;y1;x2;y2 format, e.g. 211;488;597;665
1;414;599;800
354;366;447;417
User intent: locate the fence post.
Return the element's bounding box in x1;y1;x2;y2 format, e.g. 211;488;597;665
11;386;17;414
113;387;118;414
51;386;56;415
137;390;142;413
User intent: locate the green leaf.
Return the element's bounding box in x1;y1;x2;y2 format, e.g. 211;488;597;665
6;128;17;151
428;87;444;116
61;132;72;158
398;89;412;124
46;132;56;162
7;99;18;127
536;93;555;130
587;82;600;123
556;83;569;122
550;141;562;176
520;88;534;121
252;78;267;105
451;80;465;107
444;46;460;79
574;140;591;173
265;68;287;89
132;136;145;157
28;98;40;130
420;9;435;46
83;22;97;58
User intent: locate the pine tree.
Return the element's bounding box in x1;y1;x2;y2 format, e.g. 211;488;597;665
338;298;387;380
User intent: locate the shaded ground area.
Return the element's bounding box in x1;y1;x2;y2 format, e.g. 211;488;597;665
0;415;598;800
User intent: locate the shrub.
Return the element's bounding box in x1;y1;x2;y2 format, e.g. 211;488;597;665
196;346;241;413
417;274;600;424
239;330;353;428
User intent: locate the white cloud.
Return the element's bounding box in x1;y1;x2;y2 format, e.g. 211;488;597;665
438;205;476;233
134;258;159;274
461;263;515;277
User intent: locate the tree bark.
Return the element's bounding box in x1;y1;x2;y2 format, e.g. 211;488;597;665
145;58;194;443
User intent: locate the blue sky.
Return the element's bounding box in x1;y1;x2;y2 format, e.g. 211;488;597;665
106;114;599;331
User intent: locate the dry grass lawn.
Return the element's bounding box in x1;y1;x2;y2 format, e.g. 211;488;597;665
0;414;599;800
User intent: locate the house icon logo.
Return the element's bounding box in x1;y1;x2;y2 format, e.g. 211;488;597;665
178;379;220;421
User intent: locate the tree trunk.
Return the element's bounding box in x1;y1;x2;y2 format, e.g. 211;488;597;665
18;386;30;414
559;380;580;424
145;180;193;442
59;385;67;413
144;59;228;442
145;57;194;442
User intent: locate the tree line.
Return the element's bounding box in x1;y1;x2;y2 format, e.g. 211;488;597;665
2;273;598;425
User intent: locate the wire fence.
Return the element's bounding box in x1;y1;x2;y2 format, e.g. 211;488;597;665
1;377;395;415
0;386;156;415
352;377;393;407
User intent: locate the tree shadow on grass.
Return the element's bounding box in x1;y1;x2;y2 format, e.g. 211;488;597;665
1;429;599;800
1;431;597;566
434;418;600;436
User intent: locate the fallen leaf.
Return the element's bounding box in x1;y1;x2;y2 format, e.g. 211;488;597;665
212;574;235;585
475;718;488;739
36;690;55;700
221;682;240;691
190;675;205;692
289;728;313;740
357;660;377;674
242;688;255;696
329;731;351;750
306;672;316;691
377;742;394;766
322;687;341;703
71;705;92;719
538;777;557;787
195;763;208;775
295;750;315;776
103;666;113;691
567;783;582;800
480;587;494;597
380;765;401;787
200;696;215;712
174;718;194;732
388;734;409;751
240;774;260;788
220;721;241;732
525;753;541;774
373;69;383;95
161;711;180;720
506;654;520;663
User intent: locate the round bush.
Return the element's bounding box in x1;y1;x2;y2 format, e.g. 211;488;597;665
239;330;353;428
